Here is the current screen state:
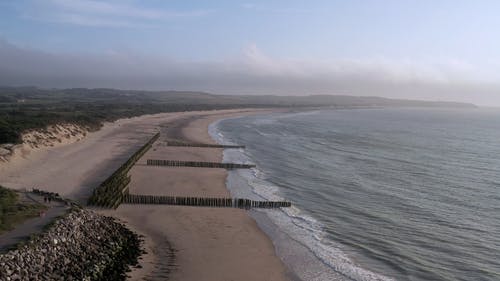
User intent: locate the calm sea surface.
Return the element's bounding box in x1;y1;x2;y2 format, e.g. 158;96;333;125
210;108;500;281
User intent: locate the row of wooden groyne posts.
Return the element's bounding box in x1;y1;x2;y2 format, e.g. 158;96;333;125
161;139;245;149
146;159;256;169
124;194;291;208
87;132;291;210
87;132;160;209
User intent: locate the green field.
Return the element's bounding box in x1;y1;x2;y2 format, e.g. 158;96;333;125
0;186;47;234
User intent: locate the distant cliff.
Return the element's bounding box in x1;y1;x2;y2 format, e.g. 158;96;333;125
211;94;477;108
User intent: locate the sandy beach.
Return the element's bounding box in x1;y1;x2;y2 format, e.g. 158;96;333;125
0;109;289;281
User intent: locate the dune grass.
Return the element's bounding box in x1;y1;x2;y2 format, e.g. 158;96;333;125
0;186;47;234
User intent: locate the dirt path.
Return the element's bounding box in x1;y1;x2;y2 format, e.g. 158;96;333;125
0;193;69;253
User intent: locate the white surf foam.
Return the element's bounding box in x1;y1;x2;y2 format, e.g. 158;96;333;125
209;118;396;281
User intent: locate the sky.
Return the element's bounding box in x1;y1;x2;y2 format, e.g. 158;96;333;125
0;0;499;105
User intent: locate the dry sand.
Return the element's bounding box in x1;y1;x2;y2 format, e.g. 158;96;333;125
0;109;289;281
111;111;289;281
0;123;88;163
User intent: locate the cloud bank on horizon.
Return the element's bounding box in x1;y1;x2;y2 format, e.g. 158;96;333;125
1;0;500;106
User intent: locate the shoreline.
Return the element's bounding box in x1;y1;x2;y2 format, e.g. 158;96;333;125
108;110;290;281
0;108;290;280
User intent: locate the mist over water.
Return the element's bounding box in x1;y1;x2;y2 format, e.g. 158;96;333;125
212;108;500;281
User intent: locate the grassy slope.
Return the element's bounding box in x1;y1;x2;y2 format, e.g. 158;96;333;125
0;186;47;234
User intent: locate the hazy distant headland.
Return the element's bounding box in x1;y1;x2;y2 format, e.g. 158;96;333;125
0;86;476;145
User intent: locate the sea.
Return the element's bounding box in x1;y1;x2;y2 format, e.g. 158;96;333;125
209;108;500;281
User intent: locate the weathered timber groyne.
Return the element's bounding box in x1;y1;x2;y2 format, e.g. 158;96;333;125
146;159;256;169
123;194;291;209
0;208;142;281
88;132;160;208
161;139;245;149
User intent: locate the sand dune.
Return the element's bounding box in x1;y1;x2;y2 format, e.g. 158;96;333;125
0;123;88;164
0;109;289;280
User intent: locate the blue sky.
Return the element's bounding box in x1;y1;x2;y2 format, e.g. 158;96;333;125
0;0;499;105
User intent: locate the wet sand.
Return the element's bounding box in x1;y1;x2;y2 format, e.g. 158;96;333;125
0;109;289;281
112;111;289;281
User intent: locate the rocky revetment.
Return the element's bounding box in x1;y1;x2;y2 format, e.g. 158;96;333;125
0;208;142;281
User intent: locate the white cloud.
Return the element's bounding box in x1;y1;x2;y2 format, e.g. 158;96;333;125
242;3;256;9
23;0;212;27
48;0;163;19
236;45;488;85
0;40;499;106
43;12;152;27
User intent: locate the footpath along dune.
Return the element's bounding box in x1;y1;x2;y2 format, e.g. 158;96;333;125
0;108;290;280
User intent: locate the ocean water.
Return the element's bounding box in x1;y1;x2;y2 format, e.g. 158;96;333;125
209;108;500;281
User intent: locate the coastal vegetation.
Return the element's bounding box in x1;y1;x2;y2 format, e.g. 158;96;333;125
0;186;46;234
0;86;476;145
